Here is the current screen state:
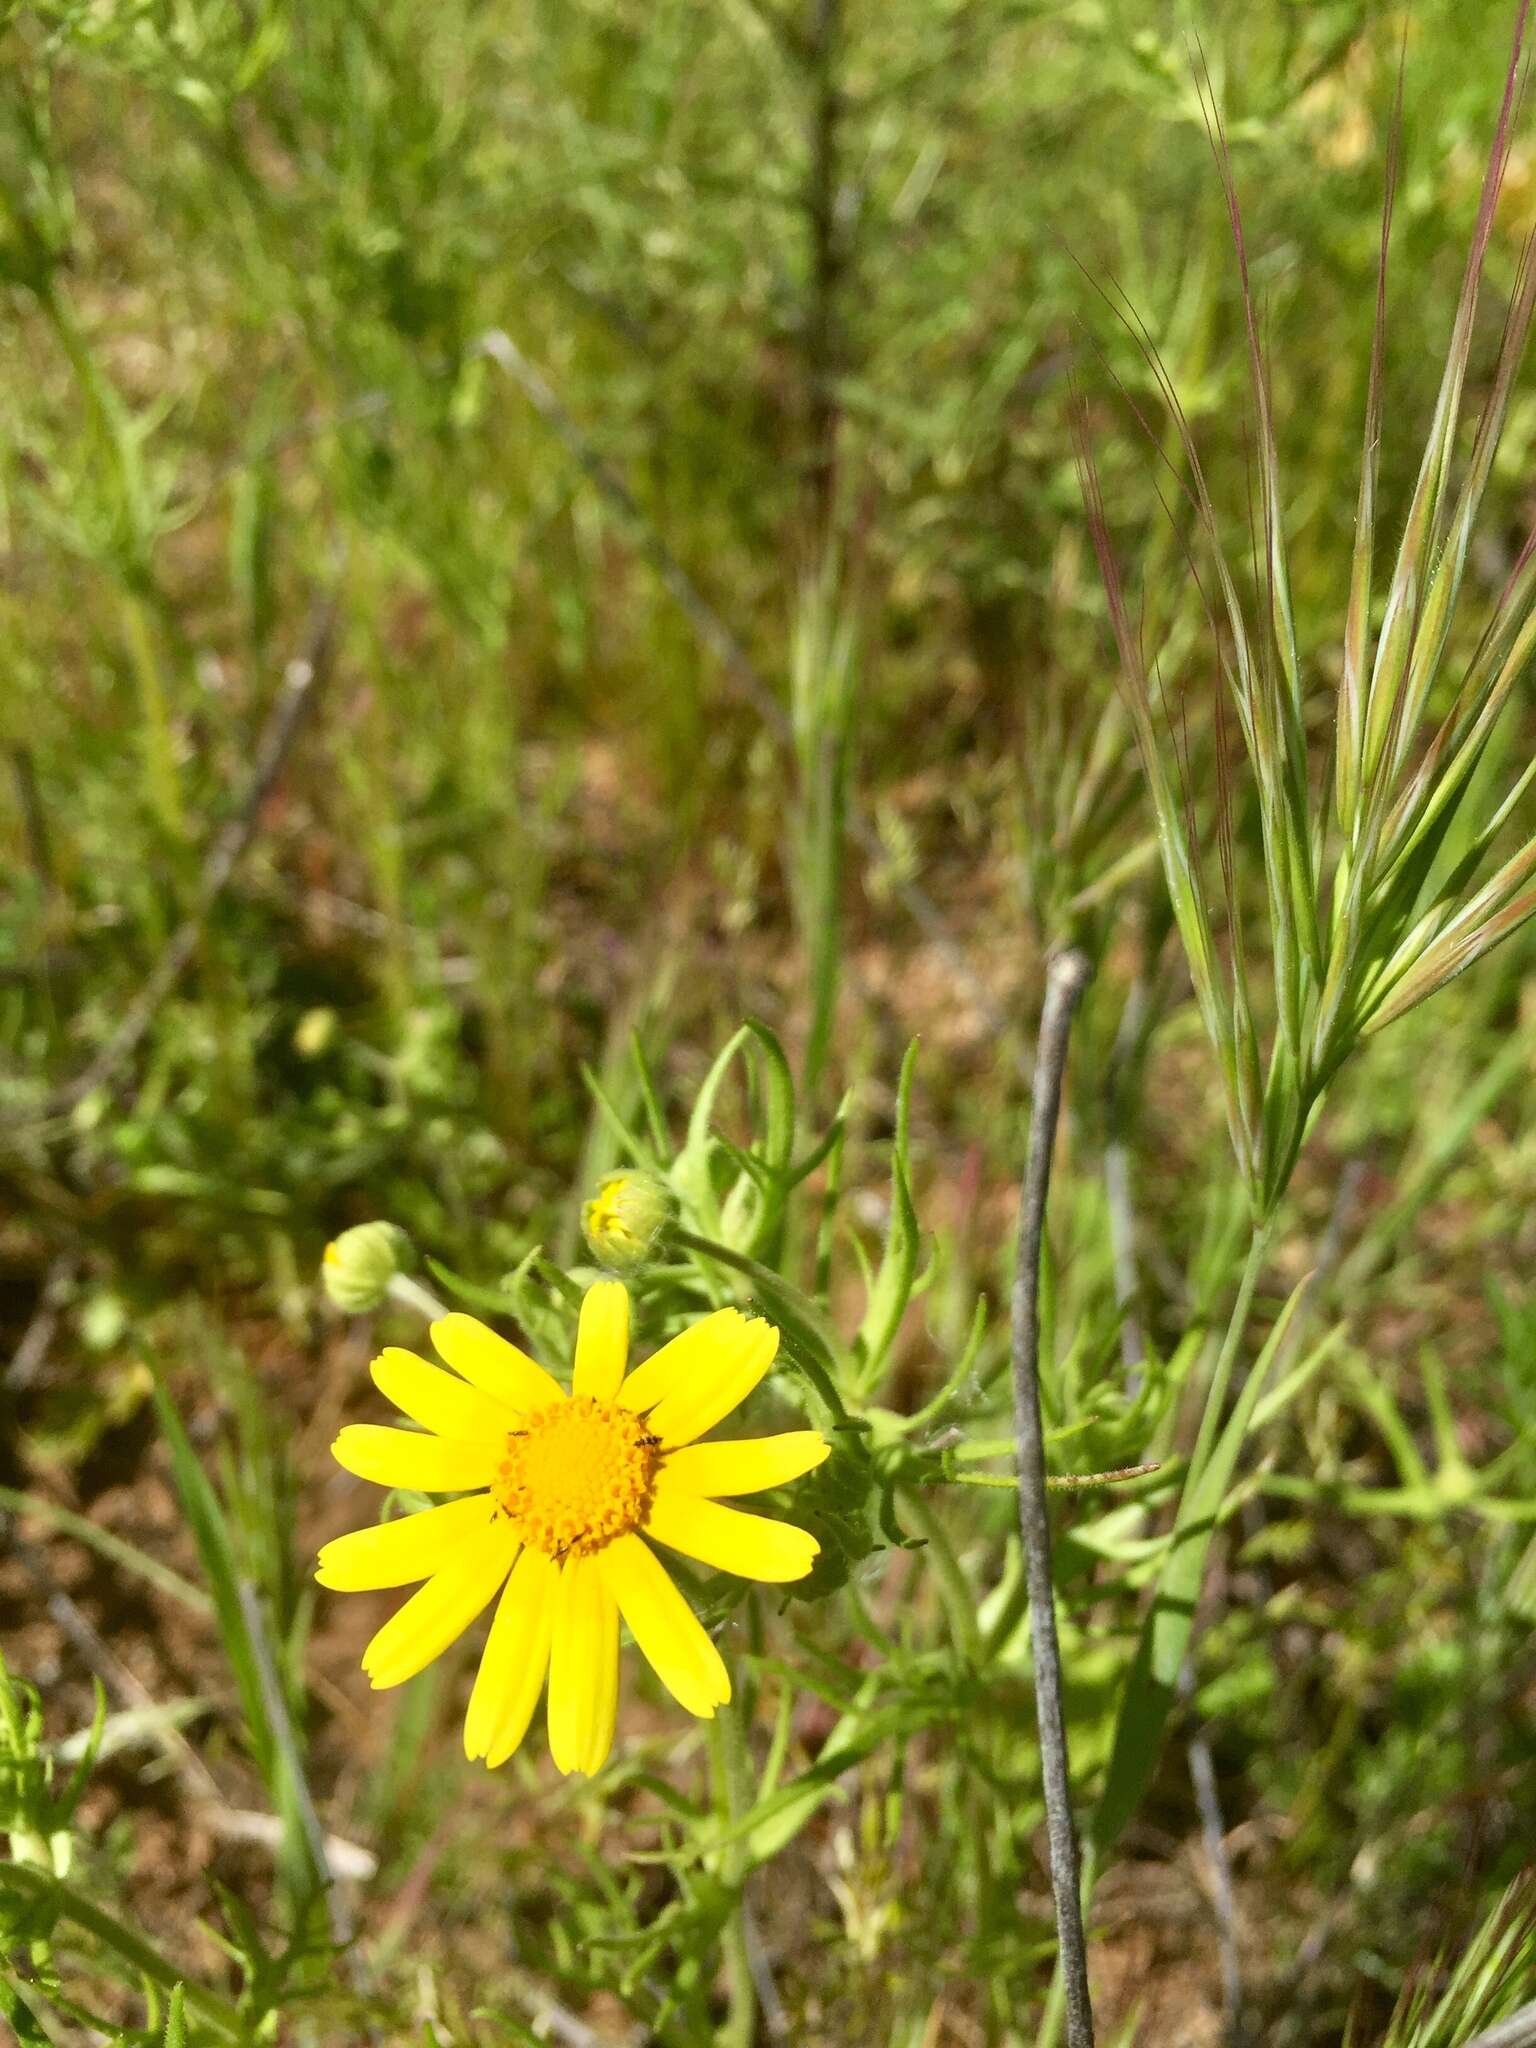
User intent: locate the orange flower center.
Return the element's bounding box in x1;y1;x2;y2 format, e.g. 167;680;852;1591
493;1397;659;1557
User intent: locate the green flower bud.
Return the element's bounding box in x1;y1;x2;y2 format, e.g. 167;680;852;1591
321;1222;415;1313
582;1171;678;1275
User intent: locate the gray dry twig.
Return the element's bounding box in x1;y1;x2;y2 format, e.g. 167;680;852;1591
1179;1661;1243;2040
1009;946;1095;2048
1467;2002;1536;2048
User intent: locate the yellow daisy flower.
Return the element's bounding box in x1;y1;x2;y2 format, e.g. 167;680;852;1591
318;1280;829;1776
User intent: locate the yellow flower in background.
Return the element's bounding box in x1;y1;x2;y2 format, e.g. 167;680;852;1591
318;1282;828;1775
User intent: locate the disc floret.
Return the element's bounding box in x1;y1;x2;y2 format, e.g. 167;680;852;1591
494;1397;658;1557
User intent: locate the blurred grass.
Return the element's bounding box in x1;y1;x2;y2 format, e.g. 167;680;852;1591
4;1;1536;2042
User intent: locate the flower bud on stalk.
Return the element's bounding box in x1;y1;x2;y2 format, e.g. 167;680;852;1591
582;1171;678;1275
321;1222;415;1313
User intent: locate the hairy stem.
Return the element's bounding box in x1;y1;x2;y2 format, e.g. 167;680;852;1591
386;1272;451;1322
709;1706;758;2048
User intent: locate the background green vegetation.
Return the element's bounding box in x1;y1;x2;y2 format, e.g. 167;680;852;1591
4;0;1536;2041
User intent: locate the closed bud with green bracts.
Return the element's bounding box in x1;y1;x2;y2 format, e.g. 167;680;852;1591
581;1171;679;1274
321;1222;415;1313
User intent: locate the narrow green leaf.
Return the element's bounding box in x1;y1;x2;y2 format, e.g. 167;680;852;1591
744;1017;795;1176
579;1063;664;1175
853;1039;922;1390
630;1032;673;1159
672;1024;753;1234
164;1982;188;2048
149;1372;277;1783
1093;1279;1333;1853
0;1487;211;1616
0;1865;242;2040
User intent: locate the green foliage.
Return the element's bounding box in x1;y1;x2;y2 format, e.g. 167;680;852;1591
1368;1885;1536;2048
3;0;1536;2042
1082;9;1536;1216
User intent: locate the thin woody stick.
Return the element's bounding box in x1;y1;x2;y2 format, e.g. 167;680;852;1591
1010;947;1095;2048
1466;2002;1536;2048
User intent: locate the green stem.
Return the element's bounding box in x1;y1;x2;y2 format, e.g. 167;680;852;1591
0;1863;243;2039
1042;1219;1279;2048
386;1272;451;1322
980;1541;1029;1663
899;1489;981;1663
1182;1218;1276;1503
707;1707;757;2048
40;283;183;843
120;586;185;843
671;1224;853;1428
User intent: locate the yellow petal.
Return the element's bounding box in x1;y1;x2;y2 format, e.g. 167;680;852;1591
546;1554;619;1776
317;1494;500;1590
331;1425;498;1493
656;1431;829;1500
599;1533;729;1719
361;1517;518;1689
430;1313;565;1412
464;1546;558;1768
643;1494;819;1583
371;1347;518;1440
617;1310;779;1447
616;1308;752;1413
573;1280;629;1402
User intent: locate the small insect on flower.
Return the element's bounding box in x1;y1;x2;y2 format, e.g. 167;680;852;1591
317;1280;829;1775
